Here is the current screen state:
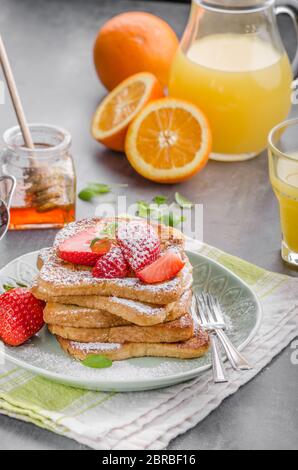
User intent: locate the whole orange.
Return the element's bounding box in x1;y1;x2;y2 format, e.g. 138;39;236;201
93;12;179;90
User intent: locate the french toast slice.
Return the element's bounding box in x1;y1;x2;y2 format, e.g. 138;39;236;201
35;249;190;304
40;288;192;327
48;313;194;344
56;327;210;361
34;217;188;304
44;303;131;328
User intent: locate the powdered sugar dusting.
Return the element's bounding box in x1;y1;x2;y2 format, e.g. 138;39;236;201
70;341;121;352
109;286;192;318
37;217;189;302
92;244;129;279
4;328;210;383
110;296;164;316
177;312;192;328
38;248;191;295
53;218;106;248
117;220;160;271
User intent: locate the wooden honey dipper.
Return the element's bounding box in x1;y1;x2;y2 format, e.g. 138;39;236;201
0;35;65;213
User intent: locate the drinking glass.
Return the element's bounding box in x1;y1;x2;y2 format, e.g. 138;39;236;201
268;117;298;266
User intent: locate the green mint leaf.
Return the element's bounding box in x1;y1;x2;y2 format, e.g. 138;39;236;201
136;197;188;228
81;355;112;369
175;192;193;209
137;200;150;209
91;224;118;245
88;183;110;194
137;200;166;220
152;195;168;206
3;284;15;291
159;212;185;227
78;183;110;202
16;281;28;288
78;188;95;201
137;200;150;218
90;237;101;248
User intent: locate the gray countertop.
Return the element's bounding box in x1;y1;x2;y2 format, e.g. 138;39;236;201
0;0;297;450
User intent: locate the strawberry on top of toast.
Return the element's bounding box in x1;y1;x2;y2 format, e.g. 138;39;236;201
55;217;185;284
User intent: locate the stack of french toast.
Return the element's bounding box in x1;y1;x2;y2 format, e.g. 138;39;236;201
31;217;209;361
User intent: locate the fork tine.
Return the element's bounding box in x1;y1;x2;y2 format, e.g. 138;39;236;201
211;295;225;324
195;294;228;382
202;292;215;323
200;292;208;320
215;297;225;323
205;293;224;324
205;293;218;323
194;293;208;326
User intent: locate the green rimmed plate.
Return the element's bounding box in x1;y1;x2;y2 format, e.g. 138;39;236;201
0;249;262;392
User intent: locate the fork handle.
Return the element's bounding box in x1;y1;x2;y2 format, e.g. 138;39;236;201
210;334;228;383
215;328;252;371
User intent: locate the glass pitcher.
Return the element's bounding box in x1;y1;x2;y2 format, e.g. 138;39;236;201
169;0;298;161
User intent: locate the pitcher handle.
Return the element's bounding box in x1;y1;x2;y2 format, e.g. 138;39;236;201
275;2;298;78
0;175;16;208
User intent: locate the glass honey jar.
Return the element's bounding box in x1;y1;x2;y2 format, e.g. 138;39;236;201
1;124;76;229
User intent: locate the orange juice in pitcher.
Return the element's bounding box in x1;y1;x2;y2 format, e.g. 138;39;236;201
169;0;297;161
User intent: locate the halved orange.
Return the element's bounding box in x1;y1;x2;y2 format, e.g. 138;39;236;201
125;98;212;183
91;72;164;151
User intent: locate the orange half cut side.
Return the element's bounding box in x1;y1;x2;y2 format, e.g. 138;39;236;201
91;72;164;151
125;98;212;183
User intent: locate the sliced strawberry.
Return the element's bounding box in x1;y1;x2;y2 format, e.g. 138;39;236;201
57;227;101;266
92;245;129;279
117;220;160;272
0;288;45;346
137;251;185;284
90;238;112;255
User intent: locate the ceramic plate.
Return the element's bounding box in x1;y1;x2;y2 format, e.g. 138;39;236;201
0;250;262;391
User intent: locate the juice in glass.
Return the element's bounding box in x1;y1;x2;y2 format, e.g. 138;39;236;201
169;34;293;159
268;118;298;266
270;154;298;254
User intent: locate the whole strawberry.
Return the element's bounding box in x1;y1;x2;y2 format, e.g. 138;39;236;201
0;288;45;346
117;220;160;272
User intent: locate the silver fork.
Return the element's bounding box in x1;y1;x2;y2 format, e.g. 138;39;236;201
194;293;228;383
203;293;252;371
